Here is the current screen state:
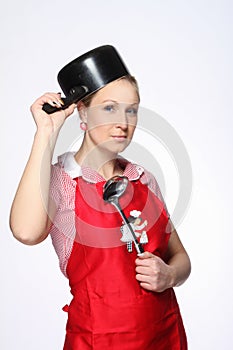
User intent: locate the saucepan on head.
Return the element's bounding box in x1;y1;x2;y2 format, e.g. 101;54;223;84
42;45;130;114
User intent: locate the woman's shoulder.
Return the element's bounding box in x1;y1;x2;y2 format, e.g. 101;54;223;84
50;152;79;196
119;156;157;185
52;152;81;179
50;153;77;207
121;157;166;207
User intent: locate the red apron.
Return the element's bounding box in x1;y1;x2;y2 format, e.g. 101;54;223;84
63;178;187;349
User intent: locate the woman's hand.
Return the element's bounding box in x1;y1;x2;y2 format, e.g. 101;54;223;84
30;92;76;135
135;251;174;293
135;230;191;293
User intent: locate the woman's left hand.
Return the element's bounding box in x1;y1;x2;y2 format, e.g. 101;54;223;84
135;251;174;292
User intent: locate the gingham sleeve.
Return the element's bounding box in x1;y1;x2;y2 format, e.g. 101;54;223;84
49;164;77;277
140;169;169;216
140;169;175;234
49;164;62;207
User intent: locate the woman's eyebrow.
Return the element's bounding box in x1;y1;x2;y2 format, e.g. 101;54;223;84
101;100;139;105
101;99;118;104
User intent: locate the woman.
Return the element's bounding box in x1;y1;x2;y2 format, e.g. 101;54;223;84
10;48;191;349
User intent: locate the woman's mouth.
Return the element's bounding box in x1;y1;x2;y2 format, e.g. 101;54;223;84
112;135;127;142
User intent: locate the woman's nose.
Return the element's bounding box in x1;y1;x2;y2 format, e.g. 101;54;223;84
115;110;128;128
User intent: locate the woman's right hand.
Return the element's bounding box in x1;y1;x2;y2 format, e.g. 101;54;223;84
30;92;76;135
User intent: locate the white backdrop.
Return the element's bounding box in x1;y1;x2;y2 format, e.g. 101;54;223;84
1;1;233;349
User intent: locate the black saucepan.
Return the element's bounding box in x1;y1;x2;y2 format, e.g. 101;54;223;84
42;45;130;114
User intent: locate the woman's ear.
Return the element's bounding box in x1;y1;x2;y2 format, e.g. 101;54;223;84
77;101;88;123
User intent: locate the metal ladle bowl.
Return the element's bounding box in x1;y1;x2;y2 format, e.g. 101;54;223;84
103;175;129;202
103;175;144;255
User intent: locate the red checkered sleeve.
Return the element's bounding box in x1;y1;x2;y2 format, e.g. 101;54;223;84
49;164;77;277
140;169;174;234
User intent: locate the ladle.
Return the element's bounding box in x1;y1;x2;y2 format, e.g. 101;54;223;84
103;175;144;255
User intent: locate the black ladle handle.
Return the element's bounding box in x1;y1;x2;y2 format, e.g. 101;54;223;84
42;86;88;114
112;200;144;255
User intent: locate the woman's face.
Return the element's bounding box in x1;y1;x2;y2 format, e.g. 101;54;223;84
82;78;139;155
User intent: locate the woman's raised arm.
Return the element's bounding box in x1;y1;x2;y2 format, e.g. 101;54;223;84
9;93;76;245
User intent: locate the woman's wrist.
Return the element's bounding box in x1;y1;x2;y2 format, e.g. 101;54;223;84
34;127;60;151
167;253;191;288
167;264;177;288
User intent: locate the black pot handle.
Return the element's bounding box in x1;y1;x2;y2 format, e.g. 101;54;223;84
42;86;88;114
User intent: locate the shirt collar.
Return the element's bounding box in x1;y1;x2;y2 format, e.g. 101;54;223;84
57;152;144;183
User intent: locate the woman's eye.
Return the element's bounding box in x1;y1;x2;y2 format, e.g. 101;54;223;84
103;105;115;112
126;108;138;116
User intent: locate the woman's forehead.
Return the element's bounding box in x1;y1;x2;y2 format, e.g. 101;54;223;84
90;79;139;105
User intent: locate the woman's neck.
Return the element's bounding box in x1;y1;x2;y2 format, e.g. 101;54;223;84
74;143;124;180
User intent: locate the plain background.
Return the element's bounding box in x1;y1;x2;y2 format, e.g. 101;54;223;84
1;1;232;349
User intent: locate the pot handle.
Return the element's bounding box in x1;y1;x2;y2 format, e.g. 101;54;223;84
42;85;88;114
